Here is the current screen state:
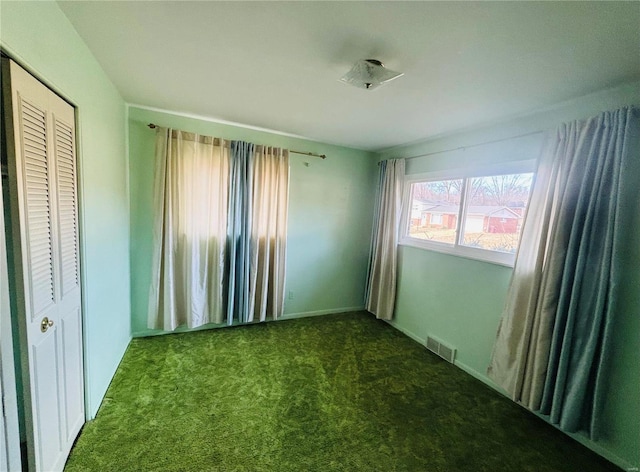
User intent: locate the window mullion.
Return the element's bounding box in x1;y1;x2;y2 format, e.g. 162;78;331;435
401;181;413;238
455;178;469;247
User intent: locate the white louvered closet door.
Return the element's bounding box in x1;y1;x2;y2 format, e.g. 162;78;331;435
4;59;85;472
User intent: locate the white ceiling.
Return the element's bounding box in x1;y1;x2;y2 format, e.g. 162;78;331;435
58;1;640;151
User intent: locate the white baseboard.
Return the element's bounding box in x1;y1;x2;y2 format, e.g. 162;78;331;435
87;335;131;419
384;319;636;471
384;319;426;345
132;306;367;338
454;360;503;392
385;319;501;390
557;425;635;471
281;306;365;320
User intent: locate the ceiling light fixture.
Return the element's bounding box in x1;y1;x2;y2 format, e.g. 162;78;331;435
339;59;404;91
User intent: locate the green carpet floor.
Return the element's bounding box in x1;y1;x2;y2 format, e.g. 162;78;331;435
65;312;621;472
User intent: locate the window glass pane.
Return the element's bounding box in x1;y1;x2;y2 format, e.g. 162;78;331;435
461;173;534;253
408;179;463;244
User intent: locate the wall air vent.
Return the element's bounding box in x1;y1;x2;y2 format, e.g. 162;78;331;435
425;335;456;364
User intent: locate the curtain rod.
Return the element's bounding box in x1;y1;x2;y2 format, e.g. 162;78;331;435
147;123;326;159
377;130;544;165
405;130;544;161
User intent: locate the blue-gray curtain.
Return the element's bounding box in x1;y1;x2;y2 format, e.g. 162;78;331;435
488;106;640;439
364;162;385;305
149;132;289;331
226;141;254;325
539;106;640;436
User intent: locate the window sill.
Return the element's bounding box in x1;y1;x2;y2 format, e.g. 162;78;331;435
398;237;516;268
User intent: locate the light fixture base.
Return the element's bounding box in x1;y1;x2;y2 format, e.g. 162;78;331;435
339;59;404;91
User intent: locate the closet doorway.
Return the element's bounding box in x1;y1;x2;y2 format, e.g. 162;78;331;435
2;57;85;472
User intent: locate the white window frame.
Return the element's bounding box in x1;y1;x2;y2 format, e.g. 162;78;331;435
399;160;537;267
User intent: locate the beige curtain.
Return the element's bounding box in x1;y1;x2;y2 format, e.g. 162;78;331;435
148;128;229;330
248;146;289;321
366;158;405;320
487;132;562;407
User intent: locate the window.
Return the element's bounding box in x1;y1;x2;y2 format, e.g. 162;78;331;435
408;179;462;245
401;165;535;266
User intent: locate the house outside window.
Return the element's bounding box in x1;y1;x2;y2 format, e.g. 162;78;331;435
430;213;443;225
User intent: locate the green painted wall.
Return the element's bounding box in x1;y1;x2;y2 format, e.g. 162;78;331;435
1;2;131;418
128;106;377;336
2;3;636;466
377;82;640;469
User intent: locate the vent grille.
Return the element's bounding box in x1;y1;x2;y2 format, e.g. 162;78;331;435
425;335;456;363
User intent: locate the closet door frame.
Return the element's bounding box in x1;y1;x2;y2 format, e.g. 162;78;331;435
1;53;90;471
1;145;22;472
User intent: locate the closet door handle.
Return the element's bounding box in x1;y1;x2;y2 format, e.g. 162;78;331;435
41;317;54;333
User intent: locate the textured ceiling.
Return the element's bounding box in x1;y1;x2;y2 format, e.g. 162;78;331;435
59;1;640;151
